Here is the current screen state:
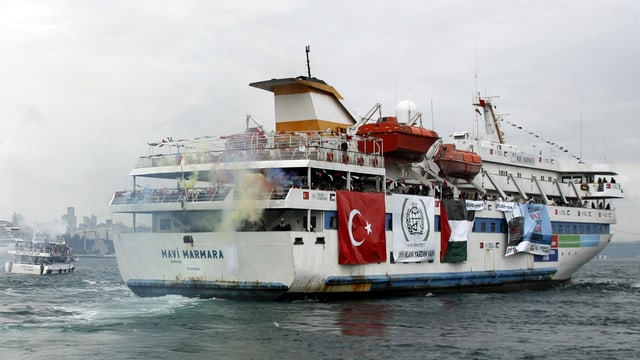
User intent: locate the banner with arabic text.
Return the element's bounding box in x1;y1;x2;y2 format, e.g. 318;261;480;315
391;194;435;262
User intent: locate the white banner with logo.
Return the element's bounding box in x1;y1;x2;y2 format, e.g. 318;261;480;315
465;200;486;211
392;194;436;262
496;200;516;212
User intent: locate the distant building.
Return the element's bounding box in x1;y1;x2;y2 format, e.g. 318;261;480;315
62;207;77;234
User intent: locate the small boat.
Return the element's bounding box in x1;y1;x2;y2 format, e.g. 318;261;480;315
356;116;439;163
433;143;482;180
4;238;75;275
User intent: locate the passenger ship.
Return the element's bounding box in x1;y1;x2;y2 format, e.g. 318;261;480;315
4;237;75;275
110;73;623;300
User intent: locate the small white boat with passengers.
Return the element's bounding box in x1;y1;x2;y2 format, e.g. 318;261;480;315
3;238;75;275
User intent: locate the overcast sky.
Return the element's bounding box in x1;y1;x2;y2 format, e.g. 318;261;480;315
2;1;639;240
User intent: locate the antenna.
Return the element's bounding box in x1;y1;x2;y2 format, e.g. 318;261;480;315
430;98;434;129
579;94;583;163
473;41;480;138
474;40;479;94
305;45;311;77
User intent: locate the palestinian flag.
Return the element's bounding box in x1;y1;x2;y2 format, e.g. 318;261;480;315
440;199;475;263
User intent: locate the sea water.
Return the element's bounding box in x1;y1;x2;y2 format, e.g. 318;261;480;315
0;246;639;360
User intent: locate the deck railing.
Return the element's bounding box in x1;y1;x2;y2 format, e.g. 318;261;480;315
111;185;294;206
135;132;384;169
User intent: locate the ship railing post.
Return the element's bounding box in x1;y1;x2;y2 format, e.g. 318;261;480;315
132;176;137;232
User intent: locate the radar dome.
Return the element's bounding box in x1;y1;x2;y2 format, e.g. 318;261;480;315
395;100;417;123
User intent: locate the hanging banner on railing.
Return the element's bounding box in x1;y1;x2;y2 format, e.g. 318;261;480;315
495;199;516;212
440;199;475;263
501;203;552;257
391;194;436;263
465;200;486;211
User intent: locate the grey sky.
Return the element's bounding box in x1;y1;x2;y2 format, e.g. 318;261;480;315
2;1;639;240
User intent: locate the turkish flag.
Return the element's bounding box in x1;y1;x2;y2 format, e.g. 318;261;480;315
337;190;387;264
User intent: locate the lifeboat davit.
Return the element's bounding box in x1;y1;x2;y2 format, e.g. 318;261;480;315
356;116;439;163
433;143;482;180
225;127;267;150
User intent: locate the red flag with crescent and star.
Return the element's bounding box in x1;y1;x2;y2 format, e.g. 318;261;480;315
337;190;387;265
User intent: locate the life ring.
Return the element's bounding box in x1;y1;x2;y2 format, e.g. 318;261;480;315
357;156;364;166
580;183;589;191
326;152;334;162
342;154;349;163
371;158;378;167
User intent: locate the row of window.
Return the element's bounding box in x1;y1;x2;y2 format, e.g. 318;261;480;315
466;218;610;235
158;211;611;235
324;212;610;235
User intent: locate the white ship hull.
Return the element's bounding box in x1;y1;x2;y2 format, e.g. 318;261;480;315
4;261;75;275
113;197;614;300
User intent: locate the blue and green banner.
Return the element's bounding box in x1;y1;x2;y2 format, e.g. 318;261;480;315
502;203;552;257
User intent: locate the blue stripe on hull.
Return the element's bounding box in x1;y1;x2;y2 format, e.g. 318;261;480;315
325;268;558;290
126;279;289;301
127;268;557;301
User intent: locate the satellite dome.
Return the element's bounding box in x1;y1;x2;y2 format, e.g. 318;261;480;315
395;100;417;123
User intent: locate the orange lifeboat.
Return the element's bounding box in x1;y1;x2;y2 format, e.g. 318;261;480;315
433;143;482;180
356;117;439;163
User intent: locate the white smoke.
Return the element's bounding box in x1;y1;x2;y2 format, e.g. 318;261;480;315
36;220;68;239
13;217;67;240
215;170;270;232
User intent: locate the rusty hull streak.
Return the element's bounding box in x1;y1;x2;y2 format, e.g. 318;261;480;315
321;283;373;293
